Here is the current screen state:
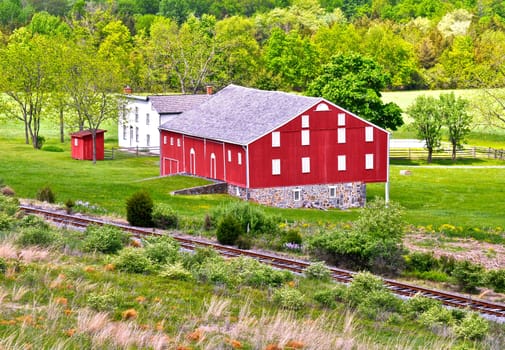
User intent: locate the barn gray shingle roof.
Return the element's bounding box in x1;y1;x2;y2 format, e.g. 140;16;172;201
159;84;323;145
149;94;209;115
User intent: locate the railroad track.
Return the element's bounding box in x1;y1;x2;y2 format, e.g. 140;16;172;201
19;204;505;320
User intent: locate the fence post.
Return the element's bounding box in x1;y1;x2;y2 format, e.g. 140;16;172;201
112;147;115;160
472;147;476;158
408;148;411;159
136;145;139;157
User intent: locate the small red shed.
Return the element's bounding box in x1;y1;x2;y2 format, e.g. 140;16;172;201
70;129;106;161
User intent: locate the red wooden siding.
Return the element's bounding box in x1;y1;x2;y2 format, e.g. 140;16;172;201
71;130;105;161
159;130;246;186
248;104;388;189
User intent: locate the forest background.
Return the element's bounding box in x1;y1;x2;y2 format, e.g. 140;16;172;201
1;0;504;97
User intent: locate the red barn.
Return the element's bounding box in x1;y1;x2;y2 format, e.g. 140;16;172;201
70;129;106;161
159;85;389;209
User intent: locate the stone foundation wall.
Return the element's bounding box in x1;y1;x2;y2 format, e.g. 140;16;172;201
228;183;366;209
173;182;228;195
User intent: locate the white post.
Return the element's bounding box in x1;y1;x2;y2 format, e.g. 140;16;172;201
385;132;390;206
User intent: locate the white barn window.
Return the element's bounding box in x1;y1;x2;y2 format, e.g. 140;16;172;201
338;113;345;126
301;130;310;146
293;189;301;201
329;186;337;198
170;137;174;146
365;154;374;169
74;138;78;146
301;115;309;128
365;126;374;142
316;103;329;111
337;128;346;144
272;131;280;147
163;136;167;145
238;152;242;165
338;155;346;171
177;138;181;147
272;159;281;175
302;157;310;173
228;150;232;162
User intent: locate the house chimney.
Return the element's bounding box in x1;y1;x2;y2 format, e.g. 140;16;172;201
206;85;213;95
123;85;132;94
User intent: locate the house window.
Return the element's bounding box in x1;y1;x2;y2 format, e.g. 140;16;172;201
135;127;139;142
238;152;242;165
365;126;374;142
135;107;139;123
316;103;329;111
170;137;174;146
301;130;310;146
301;115;309;128
163;136;167;145
177;138;181;147
302;157;310;173
123;125;127;140
272;159;281;175
146;134;150;147
329;186;337;198
228;150;232;162
146;113;150;125
365;153;374;169
74;138;78;146
293;189;301;201
272;131;280;147
338;155;346;171
337;128;346;143
338;113;345;126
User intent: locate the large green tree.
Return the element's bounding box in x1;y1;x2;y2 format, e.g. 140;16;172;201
407;95;443;163
306;53;403;130
0;30;58;148
439;92;472;161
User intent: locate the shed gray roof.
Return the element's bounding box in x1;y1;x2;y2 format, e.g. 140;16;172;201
149;94;209;115
159;84;323;145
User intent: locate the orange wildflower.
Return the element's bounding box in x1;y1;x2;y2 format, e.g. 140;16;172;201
104;263;115;271
264;345;281;350
54;297;68;306
84;266;95;272
121;309;138;320
186;329;202;341
135;296;146;303
65;328;76;337
285;340;304;349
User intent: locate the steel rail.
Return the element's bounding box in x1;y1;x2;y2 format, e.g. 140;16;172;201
19;204;505;319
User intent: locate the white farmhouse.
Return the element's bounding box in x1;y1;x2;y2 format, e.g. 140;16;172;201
118;93;210;150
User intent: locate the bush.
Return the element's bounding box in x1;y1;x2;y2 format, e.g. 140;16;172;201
418;305;454;329
0;258;6;273
0;212;15;232
83;225;129;254
159;262;193;281
0;195;19;216
113;247;153;274
36;135;45;149
143;236;180;266
235;235;252;249
453;312;489;341
126;190;154;227
485;269;505;293
357;289;402;320
304;261;332;281
403;294;442;319
41;145;64;152
17;227;56;247
182;247;220;269
404;252;439;272
0;186;15;197
451;260;484;293
273;286;305;310
152;204;178;229
65;199;75;214
194;256;234;286
86;293;117;312
229;256;292;287
283;229;303;245
17;214;49;230
36;186;56;203
346;271;388;308
216;214;243;245
313;286;347;308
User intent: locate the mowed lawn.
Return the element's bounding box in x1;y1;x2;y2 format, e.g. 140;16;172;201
1;115;504;228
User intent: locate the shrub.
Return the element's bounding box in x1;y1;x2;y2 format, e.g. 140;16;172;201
451;260;484;293
17;227;56;247
17;214;49;230
453;312;489;341
273;286;305;310
485;269;505;293
194;256;234;286
36;135;45;149
216;214;243;245
182;247;220;269
283;229;303;245
313;286;346;308
83;225;129;254
152;204;178;229
235;235;252;249
0;186;15;197
403;294;442;319
143;236;180;266
228;256;292;287
0;257;6;273
405;252;439;272
41;145;64;152
126;190;154;227
36;186;56;203
418;305;454;329
0;212;15;232
86;293;117;312
0;195;19;216
159;262;193;281
113;247;153;274
65;199;75;214
304;261;332;281
346;271;388;308
357;290;402;320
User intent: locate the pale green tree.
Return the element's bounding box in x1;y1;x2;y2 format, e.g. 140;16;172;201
407;95;443;163
439;93;472;161
0;30;58;148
